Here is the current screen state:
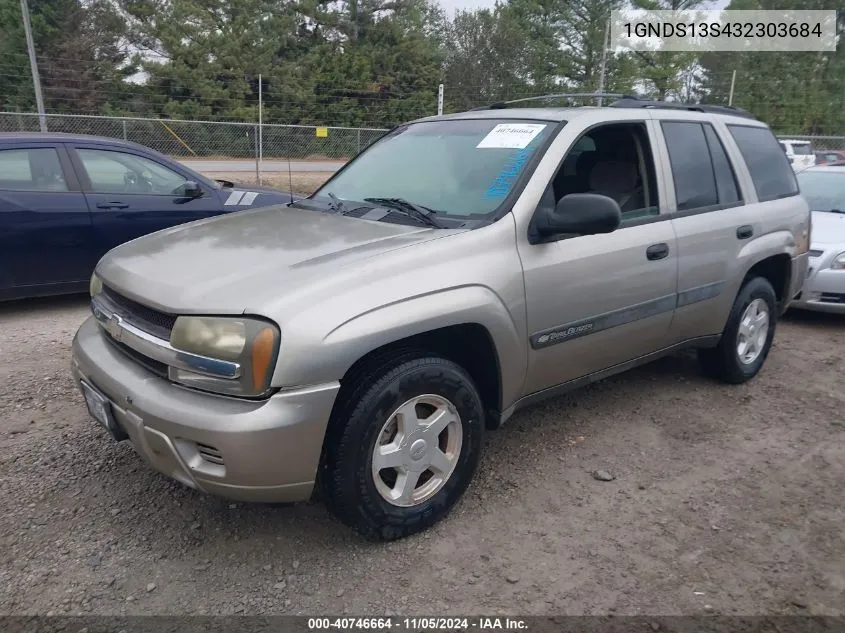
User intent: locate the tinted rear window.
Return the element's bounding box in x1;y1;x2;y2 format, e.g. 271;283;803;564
728;126;799;202
661;121;718;211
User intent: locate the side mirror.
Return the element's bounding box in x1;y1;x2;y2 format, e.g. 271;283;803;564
178;180;203;198
530;193;622;243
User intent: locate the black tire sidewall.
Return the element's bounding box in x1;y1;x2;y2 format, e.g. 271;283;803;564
722;277;778;380
326;357;484;539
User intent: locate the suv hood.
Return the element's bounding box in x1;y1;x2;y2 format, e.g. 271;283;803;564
96;204;446;314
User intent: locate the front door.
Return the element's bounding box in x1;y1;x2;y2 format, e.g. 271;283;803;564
516;117;679;395
69;145;224;258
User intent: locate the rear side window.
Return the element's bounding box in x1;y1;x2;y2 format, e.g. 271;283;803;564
703;125;741;205
728;125;799;202
0;148;68;192
661;121;741;212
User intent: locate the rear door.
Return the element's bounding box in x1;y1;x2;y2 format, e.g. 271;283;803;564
653;115;753;343
0;143;95;296
69;144;225;258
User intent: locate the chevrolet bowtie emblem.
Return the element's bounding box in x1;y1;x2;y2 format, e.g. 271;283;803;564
105;314;124;341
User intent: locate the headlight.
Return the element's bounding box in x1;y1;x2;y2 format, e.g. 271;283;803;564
89;273;103;297
831;251;845;270
169;316;280;397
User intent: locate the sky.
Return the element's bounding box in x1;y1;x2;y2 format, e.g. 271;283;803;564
435;0;731;17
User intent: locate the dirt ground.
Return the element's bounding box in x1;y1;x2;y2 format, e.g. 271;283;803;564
0;295;843;617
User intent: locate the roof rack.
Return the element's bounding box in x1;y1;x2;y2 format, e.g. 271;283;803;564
608;96;757;120
469;93;635;111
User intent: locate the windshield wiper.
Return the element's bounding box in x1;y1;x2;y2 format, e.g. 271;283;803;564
363;197;445;228
813;208;845;214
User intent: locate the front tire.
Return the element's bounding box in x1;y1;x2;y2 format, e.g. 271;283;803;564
320;355;484;541
698;276;777;384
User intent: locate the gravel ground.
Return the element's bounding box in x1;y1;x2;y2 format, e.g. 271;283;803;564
1;295;843;617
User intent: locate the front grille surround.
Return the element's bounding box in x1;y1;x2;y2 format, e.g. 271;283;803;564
101;285;177;339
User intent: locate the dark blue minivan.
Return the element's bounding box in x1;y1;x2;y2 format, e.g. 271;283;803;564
0;133;294;301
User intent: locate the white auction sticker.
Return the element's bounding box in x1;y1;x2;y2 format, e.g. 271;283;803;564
476;123;547;149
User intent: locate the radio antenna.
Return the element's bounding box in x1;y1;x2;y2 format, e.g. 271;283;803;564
287;155;294;203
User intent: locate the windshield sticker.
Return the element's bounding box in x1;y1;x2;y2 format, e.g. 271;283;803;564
476;123;547;149
482;146;537;200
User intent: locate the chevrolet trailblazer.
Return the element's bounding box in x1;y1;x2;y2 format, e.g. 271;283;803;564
72;96;811;540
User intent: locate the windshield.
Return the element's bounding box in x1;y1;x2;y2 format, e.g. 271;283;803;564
313;118;558;217
797;170;845;211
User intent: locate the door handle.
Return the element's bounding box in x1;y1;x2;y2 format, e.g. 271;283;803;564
736;225;753;240
646;242;669;261
96;202;129;209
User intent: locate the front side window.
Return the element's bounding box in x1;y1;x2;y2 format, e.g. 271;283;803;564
0;148;68;192
546;121;660;224
728;125;799;202
313;119;557;217
77;149;189;195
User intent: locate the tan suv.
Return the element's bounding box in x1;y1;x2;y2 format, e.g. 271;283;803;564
72;96;810;540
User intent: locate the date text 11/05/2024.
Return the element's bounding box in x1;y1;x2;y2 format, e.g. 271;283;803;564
307;617;529;631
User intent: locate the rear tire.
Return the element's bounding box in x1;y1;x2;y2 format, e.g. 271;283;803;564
698;276;777;384
320;355;484;541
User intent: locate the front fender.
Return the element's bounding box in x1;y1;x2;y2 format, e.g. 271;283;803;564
271;284;527;410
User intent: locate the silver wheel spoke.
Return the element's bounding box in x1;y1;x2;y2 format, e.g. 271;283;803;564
374;443;405;471
394;402;418;437
423;406;455;436
393;469;421;505
428;448;453;474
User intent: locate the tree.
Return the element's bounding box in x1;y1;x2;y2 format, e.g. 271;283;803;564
699;0;844;134
0;0;134;114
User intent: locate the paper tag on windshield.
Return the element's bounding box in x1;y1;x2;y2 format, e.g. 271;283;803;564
476;123;547;149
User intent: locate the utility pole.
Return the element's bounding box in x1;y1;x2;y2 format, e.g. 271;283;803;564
728;69;737;106
20;0;47;132
597;17;611;106
257;73;263;185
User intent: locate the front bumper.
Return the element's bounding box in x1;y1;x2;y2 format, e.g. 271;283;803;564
71;316;340;502
792;252;845;314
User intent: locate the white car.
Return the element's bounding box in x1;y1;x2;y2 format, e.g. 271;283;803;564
793;165;845;313
779;139;816;171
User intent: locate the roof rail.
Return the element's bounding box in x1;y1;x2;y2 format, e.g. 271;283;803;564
469;93;636;111
609;96;757;120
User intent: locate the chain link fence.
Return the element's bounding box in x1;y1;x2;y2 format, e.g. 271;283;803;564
0;112;387;161
2;110;843;175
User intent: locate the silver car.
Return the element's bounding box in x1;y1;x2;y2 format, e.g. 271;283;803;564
792;165;845;313
71;97;810;540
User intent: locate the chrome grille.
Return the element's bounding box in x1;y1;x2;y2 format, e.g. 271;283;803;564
104;335;169;379
101;285;177;339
